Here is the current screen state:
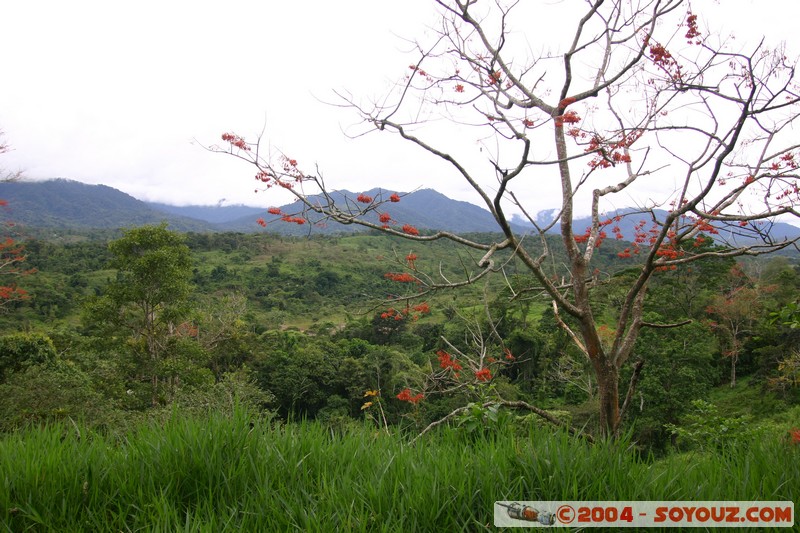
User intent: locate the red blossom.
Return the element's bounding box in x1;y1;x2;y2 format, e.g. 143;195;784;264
379;213;392;224
384;272;417;283
357;193;373;203
413;302;430;314
554;110;581;127
396;388;424;404
221;132;250;151
402;224;420;236
487;71;502;85
256;218;267;227
475;367;492;382
267;207;282;215
685;12;701;43
255;171;272;183
455;84;465;93
437;350;463;372
522;118;534;128
390;193;401;203
504;348;515;361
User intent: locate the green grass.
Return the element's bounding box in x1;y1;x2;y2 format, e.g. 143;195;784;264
1;407;797;532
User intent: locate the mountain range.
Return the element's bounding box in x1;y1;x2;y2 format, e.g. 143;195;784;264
0;179;530;235
2;179;799;245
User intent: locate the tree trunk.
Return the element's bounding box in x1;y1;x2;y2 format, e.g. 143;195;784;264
594;358;620;437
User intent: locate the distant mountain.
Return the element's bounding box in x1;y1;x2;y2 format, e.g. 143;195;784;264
0;180;525;235
0;179;212;231
229;188;532;235
145;202;264;225
4;179;797;245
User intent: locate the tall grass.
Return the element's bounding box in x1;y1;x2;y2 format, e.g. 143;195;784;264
1;407;797;531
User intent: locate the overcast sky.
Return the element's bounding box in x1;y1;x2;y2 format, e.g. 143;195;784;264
1;0;798;214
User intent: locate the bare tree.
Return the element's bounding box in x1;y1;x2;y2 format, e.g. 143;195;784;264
213;0;800;436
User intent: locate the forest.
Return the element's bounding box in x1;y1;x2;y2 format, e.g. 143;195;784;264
0;224;798;529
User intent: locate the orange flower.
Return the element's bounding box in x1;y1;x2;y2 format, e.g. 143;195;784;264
396;388;424;404
402;224;420;236
475;367;492;382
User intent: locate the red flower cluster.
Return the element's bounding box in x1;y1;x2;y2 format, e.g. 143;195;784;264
779;152;798;169
554;110;581;127
413;302;430;314
455;84;465;93
0;286;27;300
390;193;401;203
280;215;305;225
381;308;404;321
255;171;273;183
648;41;683;80
474;367;492;382
685;12;701;44
396;388;424;404
384;272;417;283
221;132;249;151
256;218;267;227
655;243;684;260
357;194;373;204
504;348;515;361
406;253;418;268
585;133;638;169
695;219;719;234
437;350;462;373
402;224;420;236
379;213;392;224
267;207;282;215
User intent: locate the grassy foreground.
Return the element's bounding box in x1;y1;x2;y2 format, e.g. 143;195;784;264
1;407;797;532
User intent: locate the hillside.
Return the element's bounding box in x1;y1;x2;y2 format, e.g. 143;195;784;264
0;179;210;231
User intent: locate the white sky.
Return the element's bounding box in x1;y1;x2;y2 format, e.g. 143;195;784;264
1;0;798;214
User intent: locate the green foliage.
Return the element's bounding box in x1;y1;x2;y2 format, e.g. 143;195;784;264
0;332;57;382
106;223;192;315
666;399;766;454
0;358;108;430
624;320;718;449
